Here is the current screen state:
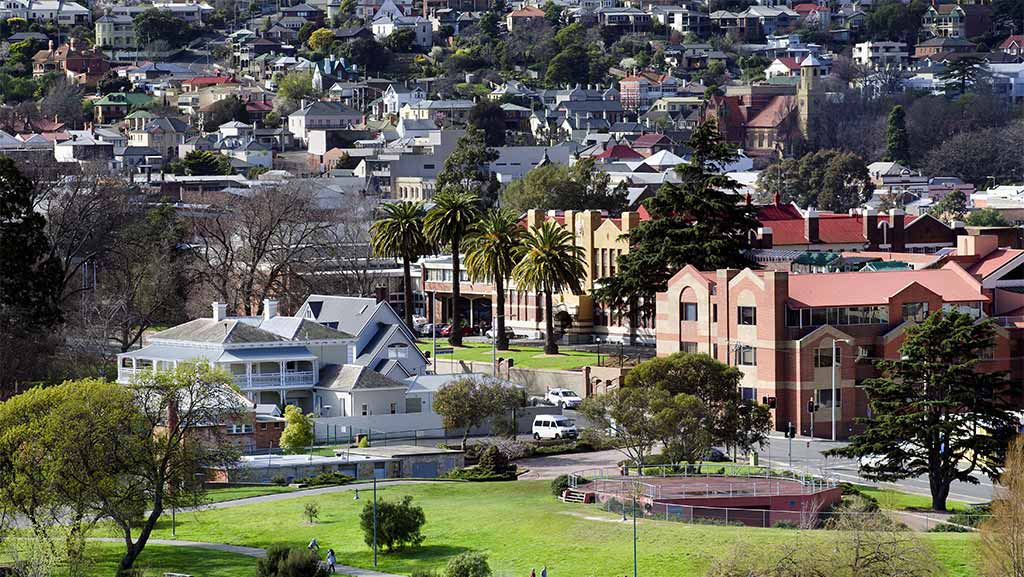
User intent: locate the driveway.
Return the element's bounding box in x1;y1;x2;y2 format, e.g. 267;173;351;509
517;448;627;480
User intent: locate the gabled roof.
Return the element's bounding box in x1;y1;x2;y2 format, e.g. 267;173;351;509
509;5;545;16
1000;35;1024;50
631;133;673;148
787;263;986;307
260;316;353;340
593;144;644;160
746;95;796;128
319;364;408;391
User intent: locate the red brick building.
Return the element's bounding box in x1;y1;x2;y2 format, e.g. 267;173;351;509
656;239;1022;439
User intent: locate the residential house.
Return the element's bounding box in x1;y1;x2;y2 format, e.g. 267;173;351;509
1000;35;1024;58
32;39;109;85
95;15;137;53
618;71;683;111
296;294;429;377
852;40;909;69
93;92;153;124
596;6;652;35
382;83;428;115
288;101;363;144
913;36;974;58
921;2;990;39
506;5;546;31
371;14;433;48
649;5;710;37
128;116;193;160
2;0;90;24
399;99;474;125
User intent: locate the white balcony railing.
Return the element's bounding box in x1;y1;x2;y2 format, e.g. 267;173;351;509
234;371;317;389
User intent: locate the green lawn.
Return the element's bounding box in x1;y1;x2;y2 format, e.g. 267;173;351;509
205;485;299;503
418;342;600;371
1;543;255;577
856;486;971;512
133;480;979;577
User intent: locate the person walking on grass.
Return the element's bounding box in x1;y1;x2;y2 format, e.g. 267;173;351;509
326;549;337;573
530;568;536;577
308;538;319;552
541;566;547;577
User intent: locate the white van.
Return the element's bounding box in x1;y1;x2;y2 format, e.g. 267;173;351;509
532;415;578;440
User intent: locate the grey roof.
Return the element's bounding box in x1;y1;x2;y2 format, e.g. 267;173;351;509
143;117;190;134
398;118;438;131
319;364;408;391
121;343;221;361
121;146;161;156
260;316;353;340
152;318;286;344
218;346;318;362
289;101;362;118
303;296;381;334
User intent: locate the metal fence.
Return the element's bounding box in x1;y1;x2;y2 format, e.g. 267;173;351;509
570;464;836;500
314;425;456;447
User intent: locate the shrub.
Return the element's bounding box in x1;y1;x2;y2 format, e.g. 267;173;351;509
477;445;514;475
481;438;534;460
296;471;354;487
304;501;320;524
929;505;991;532
271;475;288;486
551;474;570;496
257;546;329;577
358;435;370;448
831;494;881;514
360;495;426;552
773;520;799;529
444;551;492;577
445;466;515;482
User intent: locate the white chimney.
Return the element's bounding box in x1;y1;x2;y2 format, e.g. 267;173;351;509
212;302;228;322
263;299;279;321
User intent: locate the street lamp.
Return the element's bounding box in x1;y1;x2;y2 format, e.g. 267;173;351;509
831;338;854;442
352;477;378;567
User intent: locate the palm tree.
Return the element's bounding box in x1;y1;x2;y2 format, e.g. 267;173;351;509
512;221;586;355
464;208;523;351
424;189;480;346
369;201;433;333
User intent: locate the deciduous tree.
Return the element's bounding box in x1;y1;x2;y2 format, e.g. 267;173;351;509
280;405;315;452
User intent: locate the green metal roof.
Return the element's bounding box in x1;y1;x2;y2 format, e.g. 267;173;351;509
96;92;153;107
861;261;911;272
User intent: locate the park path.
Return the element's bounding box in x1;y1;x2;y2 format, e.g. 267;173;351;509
87;537;406;577
194;479;444;511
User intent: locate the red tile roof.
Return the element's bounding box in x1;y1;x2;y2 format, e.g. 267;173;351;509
509;6;544;16
746;95;796;128
631;133;672;148
773;57;800;70
760;210;919;245
593;145;644;160
757;202;803;221
1000;35;1024;50
787;264;985;308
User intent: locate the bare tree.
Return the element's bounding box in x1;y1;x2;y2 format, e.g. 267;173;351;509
981;435;1024;577
40;78;85;129
187;181;338;315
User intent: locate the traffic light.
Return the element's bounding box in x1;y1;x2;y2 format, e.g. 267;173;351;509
807;399;816;414
785;422;796;438
767;396;777;409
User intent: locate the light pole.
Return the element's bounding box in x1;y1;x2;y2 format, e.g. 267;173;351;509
831;338;853;442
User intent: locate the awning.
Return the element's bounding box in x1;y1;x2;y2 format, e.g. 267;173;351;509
218;346;317;363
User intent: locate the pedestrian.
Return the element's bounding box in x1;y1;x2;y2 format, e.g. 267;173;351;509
541;566;547;577
326;548;337;573
530;569;536;577
308;538;319;552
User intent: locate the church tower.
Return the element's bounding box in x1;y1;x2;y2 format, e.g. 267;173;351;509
797;54;825;140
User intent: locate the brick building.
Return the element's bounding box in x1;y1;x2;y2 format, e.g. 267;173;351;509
656;236;1022;439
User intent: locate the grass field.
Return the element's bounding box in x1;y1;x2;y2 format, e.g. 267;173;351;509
417;342;599;371
856;486;970;512
1;543;256;577
129;480;979;577
205;485;299;503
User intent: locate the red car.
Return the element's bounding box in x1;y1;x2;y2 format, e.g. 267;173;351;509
440;325;476;337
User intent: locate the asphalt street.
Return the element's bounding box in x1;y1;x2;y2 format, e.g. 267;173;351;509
755;434;994;504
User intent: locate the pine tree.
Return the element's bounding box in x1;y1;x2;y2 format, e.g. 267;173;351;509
593;120;760;340
884;104;910;166
826;311;1018;511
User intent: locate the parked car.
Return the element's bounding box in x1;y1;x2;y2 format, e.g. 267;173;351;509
419;323;447;337
707;448;730;462
484;327;517;339
532;415;578;440
545;388;582;409
440;324;476;337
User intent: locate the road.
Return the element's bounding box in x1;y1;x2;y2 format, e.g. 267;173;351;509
755;435;994;504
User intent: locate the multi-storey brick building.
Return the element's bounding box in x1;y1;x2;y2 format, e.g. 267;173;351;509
656;234;1022;439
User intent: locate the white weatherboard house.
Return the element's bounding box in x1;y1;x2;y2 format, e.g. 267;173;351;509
117;297;424;415
296;295;428;379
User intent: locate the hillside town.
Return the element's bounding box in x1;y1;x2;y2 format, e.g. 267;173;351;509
1;0;1024;574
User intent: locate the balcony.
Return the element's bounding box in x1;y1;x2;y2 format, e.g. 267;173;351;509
235;371;317;389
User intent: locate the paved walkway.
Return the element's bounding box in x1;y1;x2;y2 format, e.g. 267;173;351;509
87;538;406;577
516;448;627;480
195;479;442;511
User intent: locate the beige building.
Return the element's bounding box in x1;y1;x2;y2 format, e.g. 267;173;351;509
95;15;136;50
420;208;653;343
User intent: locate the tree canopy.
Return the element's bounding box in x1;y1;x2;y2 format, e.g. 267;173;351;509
756;149;874;213
499;158;628;216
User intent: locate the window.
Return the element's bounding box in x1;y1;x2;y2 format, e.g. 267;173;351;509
736;345;757;366
681;341;698;354
816;388;842;408
856;345;874;362
228;423;253;434
741;387;756;401
738;306;756;325
902;301;928;322
681;302;698;321
814;347;839;368
390;402;397;414
361;404;368;416
712;304;718;322
979;345;995;360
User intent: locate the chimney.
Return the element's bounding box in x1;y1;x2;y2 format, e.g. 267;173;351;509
212;302;228;321
757;226;773;249
805;208;819;244
862;208;878;248
70;37;76;51
889;209;905;252
374;286;388;303
263;299;279;321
